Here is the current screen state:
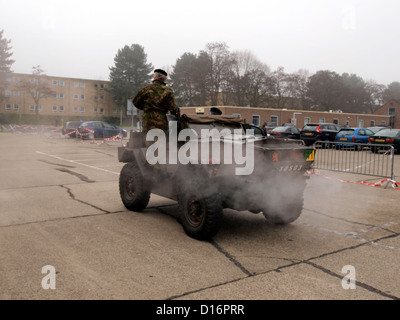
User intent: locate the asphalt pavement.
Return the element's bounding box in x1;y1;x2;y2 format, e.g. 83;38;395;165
1;132;400;302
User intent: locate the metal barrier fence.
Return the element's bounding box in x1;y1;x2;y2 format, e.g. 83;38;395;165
313;141;395;183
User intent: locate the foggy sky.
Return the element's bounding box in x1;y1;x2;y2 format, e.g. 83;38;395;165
1;0;399;85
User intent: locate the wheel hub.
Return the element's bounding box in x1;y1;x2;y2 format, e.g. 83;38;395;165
187;198;204;225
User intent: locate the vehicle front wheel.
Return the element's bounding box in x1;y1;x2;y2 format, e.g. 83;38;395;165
261;177;306;225
178;184;223;240
119;162;150;211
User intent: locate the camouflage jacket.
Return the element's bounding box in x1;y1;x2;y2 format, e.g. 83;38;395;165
133;80;178;133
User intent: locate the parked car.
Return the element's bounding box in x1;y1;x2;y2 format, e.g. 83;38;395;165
243;123;266;137
300;123;341;146
335;128;375;150
367;126;391;134
78;121;127;140
368;128;400;154
62;121;82;138
270;126;301;139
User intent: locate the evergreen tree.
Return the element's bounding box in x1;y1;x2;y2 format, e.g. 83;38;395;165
0;30;15;103
108;44;153;107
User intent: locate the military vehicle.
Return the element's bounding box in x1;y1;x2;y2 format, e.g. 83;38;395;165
118;114;315;240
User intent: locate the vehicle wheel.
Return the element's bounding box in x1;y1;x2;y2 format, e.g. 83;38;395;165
354;144;362;151
178;183;223;240
261;201;303;225
119;162;150;211
261;177;305;225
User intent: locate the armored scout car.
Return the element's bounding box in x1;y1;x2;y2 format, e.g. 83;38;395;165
118;114;315;240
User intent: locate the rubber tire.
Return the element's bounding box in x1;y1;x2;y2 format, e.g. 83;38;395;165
119;162;150;211
261;177;305;225
354;143;362;151
178;183;223;241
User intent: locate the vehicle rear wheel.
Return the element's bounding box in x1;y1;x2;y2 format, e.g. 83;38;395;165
119;162;150;211
178;183;223;240
261;177;305;225
261;200;303;225
371;146;379;153
354;143;363;151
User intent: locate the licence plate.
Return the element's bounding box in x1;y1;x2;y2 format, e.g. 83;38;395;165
376;139;385;142
340;138;347;141
305;133;313;136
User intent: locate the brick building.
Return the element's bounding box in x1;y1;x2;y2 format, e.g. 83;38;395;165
1;73;120;122
1;72;396;129
181;106;392;129
373;99;400;129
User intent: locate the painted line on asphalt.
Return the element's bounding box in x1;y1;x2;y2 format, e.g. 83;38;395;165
36;151;119;175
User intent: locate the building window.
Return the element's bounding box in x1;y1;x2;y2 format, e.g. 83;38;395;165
59;80;65;87
270;115;278;126
100;84;105;90
38;105;43;112
52;80;58;86
100;108;104;114
13;77;19;83
358;119;364;128
304;117;311;125
80;82;85;88
59;93;64;100
74;107;79;113
333;118;339;125
5;90;11;97
53;93;58;99
252;115;260;126
94;95;98;101
346;120;350;126
80;94;85;101
80;106;85;113
389;108;396;116
381;120;386;126
5;104;11;111
73;94;78;100
370;120;375;127
232;113;241;118
319;117;325;123
29;105;35;112
13;104;19;111
52;106;58;112
112;108;117;115
94;84;98;89
74;82;79;88
59;105;64;112
100;96;104;101
13;90;20;97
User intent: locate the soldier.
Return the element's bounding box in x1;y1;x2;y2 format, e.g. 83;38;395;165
132;69;178;134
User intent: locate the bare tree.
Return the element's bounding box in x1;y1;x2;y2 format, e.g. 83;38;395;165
18;65;54;116
205;42;233;105
228;50;270;107
365;80;386;113
269;67;294;109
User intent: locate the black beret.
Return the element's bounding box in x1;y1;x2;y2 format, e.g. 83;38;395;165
210;107;222;115
154;69;168;77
